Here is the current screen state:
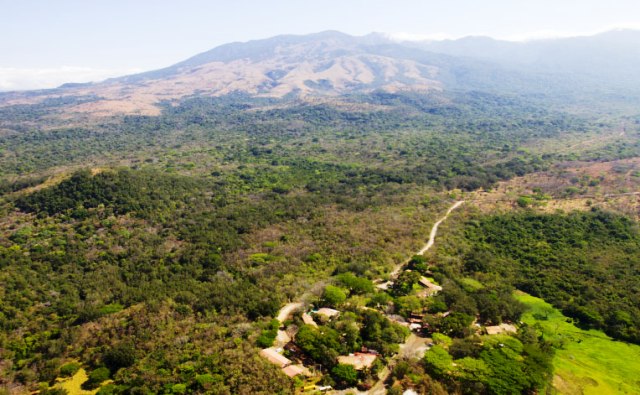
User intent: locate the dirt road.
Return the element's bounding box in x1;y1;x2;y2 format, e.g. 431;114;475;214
417;200;465;255
389;200;465;278
277;302;304;323
333;201;465;395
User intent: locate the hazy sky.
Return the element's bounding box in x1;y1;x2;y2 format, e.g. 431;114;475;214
2;0;639;90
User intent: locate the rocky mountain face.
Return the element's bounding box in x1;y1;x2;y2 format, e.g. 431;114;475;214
0;32;445;116
1;30;639;117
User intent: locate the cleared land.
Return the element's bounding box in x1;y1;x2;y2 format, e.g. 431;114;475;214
516;292;640;395
53;369;99;395
472;157;640;220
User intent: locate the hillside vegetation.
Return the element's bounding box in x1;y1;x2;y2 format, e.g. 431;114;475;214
517;292;640;395
0;31;639;393
464;210;640;344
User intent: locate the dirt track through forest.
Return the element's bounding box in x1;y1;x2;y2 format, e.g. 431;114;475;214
330;200;465;395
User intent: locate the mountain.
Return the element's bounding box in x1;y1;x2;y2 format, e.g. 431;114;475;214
409;29;640;90
4;29;640;395
1;30;639;117
0;31;443;116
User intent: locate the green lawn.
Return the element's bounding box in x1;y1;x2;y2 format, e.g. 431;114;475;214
515;292;640;394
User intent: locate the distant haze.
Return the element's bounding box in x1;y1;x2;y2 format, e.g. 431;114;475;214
1;0;639;90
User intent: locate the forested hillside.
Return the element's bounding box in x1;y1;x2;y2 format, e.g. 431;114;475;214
464;210;640;343
1;37;640;393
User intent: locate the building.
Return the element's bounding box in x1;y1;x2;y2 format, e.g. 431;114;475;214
419;276;443;292
409;312;424;321
260;347;292;368
360;346;379;355
337;353;377;370
485;323;517;335
274;330;291;347
316;307;340;319
282;364;307;378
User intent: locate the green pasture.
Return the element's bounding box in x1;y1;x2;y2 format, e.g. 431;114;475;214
516;292;640;394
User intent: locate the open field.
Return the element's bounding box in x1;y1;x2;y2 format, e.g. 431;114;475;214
472;157;640;219
53;369;99;395
516;292;640;395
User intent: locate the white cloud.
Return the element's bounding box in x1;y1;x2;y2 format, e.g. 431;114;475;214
0;66;144;91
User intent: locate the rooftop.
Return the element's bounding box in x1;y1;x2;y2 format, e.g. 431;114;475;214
419;276;443;291
260;347;292;368
316;308;340;318
302;312;318;327
337;353;377;370
485;323;518;335
282;364;308;377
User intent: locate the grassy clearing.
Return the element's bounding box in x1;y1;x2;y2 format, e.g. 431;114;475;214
53;368;99;395
515;291;640;395
459;277;484;291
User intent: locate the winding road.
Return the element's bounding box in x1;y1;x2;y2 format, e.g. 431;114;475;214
364;200;464;395
416;200;465;256
389;200;465;278
272;200;465;394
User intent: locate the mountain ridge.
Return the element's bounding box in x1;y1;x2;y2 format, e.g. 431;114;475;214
1;29;639;117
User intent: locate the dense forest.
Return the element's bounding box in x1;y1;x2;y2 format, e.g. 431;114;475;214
0;92;582;190
462;210;640;343
397;207;640;394
380;203;640;395
0;91;639;394
0;163;446;393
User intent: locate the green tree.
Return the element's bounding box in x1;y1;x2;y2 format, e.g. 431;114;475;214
336;273;374;294
331;364;359;387
322;285;347;307
103;343;136;372
423;345;453;379
81;367;110;390
440;313;474;338
395;295;423;317
391;270;421;296
367;292;392;309
295;325;343;366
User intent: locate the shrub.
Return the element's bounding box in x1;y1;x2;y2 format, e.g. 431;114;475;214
81;367;110;390
331;364;359;387
103;343;136;372
171;383;187;394
516;196;533;208
322;285;347;307
59;362;81;377
195;374;222;389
